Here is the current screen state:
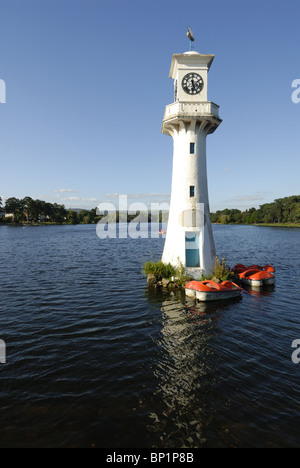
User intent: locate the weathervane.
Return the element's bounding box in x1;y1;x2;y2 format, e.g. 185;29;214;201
186;26;195;51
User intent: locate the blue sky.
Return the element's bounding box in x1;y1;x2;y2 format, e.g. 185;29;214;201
0;0;299;212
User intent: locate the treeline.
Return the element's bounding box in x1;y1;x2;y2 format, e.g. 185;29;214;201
0;196;152;225
0;196;102;225
1;195;299;226
210;195;300;225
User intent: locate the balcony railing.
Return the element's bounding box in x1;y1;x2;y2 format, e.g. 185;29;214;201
163;101;220;121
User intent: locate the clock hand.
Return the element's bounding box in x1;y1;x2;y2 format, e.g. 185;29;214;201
195;79;202;90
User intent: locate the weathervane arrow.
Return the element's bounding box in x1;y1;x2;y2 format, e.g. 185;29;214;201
187;27;194;50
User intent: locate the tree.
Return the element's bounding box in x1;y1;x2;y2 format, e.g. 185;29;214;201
67;210;79;225
78;210;90;223
219;214;230;224
21;196;34;221
4;197;24;222
43;202;54;221
52;204;67;223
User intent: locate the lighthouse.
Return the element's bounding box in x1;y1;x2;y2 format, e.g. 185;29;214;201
161;46;222;278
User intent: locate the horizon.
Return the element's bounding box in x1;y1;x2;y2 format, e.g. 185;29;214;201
2;192;299;215
1;0;299;212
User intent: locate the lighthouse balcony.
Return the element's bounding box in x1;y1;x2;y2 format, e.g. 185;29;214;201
163;101;220;122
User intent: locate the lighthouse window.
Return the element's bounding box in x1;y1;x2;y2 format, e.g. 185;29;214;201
190;142;195;154
189;186;195;197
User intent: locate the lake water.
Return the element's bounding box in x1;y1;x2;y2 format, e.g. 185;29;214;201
0;223;299;448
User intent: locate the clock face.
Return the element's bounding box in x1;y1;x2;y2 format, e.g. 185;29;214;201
182;73;204;95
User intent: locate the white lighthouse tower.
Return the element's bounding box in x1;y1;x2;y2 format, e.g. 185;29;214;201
161;41;222;278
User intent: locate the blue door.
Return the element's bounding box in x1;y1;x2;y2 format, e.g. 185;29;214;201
185;232;200;267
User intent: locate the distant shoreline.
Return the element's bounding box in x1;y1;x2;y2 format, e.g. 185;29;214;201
2;195;299;227
253;223;300;228
212;222;300;228
1;221;300;229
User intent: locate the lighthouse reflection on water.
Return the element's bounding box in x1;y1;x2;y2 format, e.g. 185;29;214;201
147;291;239;447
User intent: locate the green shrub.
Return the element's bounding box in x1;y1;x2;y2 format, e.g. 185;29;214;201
143;259;192;287
211;256;234;281
143;260;176;281
173;262;192;287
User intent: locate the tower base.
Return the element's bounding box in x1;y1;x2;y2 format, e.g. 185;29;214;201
186;266;212;280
